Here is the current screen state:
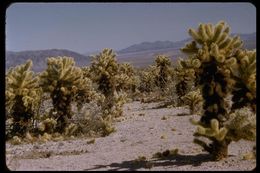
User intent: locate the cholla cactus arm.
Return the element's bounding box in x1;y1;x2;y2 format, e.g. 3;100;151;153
6;60;41;137
194;119;228;142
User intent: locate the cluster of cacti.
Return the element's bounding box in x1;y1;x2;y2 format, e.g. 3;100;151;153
5;60;42;138
39;56;98;133
138;56;174;103
174;57;199;105
182;21;256;160
181;89;203;115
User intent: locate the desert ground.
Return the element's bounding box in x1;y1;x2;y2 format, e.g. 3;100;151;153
6;101;256;171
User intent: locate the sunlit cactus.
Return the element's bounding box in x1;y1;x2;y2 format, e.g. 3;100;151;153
6;60;42;137
39;56;98;133
181;89;203;115
89;48;119;96
182;21;255;160
89;48;133;118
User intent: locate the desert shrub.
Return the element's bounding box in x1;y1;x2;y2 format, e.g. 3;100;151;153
5;60;42;138
182;21;256;160
39;56;99;133
72;102;116;137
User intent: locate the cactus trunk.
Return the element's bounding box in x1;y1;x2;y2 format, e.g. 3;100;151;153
11;96;33;136
51;88;72;133
211;139;231;161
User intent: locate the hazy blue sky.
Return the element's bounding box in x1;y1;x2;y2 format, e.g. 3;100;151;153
6;3;256;54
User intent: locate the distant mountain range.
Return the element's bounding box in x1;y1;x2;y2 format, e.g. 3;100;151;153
6;49;91;72
118;32;256;54
6;33;255;72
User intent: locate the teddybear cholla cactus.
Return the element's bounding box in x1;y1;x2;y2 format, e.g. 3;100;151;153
181;89;203;115
175;58;200;105
138;65;158;93
39;57;98;133
6;60;42;137
182;21;255;160
89;48;133;118
154;55;173;92
230;50;256;112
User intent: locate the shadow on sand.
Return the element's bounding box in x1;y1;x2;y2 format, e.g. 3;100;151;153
83;153;214;171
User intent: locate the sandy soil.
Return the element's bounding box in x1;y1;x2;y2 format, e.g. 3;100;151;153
6;101;256;171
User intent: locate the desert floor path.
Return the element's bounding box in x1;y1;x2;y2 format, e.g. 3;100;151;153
6;101;256;171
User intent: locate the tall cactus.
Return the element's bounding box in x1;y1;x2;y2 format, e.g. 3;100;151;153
6;60;42;137
182;21;255;160
39;57;97;133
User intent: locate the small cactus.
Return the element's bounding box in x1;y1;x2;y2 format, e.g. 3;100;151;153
181;89;203;115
